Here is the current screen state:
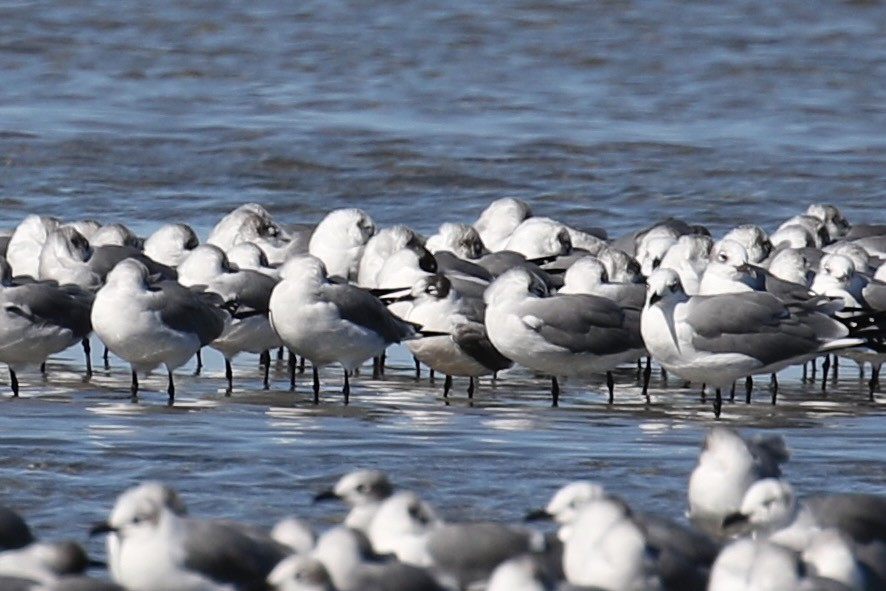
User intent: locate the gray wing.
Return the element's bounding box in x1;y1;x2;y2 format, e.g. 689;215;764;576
434;251;494;282
181;519;290;587
452;320;513;372
222;269;277;314
637;512;719;591
0;505;34;550
521;295;643;355
806;494;886;545
861;279;886;311
5;282;93;338
686;293;841;365
321;282;416;343
153;280;226;346
88;246;177;282
356;562;446;591
426;522;533;588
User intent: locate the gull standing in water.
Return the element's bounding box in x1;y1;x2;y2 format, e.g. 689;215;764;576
177;244;281;392
0;257;93;397
268;254;420;403
641;268;886;417
308;208;376;282
484;267;646;405
141;222;200;268
90;259;226;405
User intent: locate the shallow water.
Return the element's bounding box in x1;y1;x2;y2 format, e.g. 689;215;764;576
0;0;884;580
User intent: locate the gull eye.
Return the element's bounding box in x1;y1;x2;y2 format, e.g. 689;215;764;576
356;484;367;494
717;252;728;263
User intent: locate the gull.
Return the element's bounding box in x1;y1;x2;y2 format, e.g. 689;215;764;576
90;259;227;405
356;225;424;288
6;215;61;278
403;274;512;398
308;208;376;282
64;219;101;241
806;203;851;241
597;246;644;284
636;234;677;278
706;538;816;591
268;254;421;403
207;203;291;265
766;247;815;288
560;497;663;591
641;269;885;417
177;244;281;392
486;555;556;591
657;234;713;296
366;491;543;589
503;217;572;260
141;223;199;268
0;257;93;397
824;242;877;275
484;267;646;405
558;256;646;309
686;427;789;534
91;481;289;591
769;223;820;249
0;540;90;585
776;215;831;248
89;223;142;249
270;517;316;556
226;242;280;279
268;555;336;591
313;469;394;533
721;224;772;264
311;525;445;591
723;478;886;551
473;197;532;252
424;222;486;260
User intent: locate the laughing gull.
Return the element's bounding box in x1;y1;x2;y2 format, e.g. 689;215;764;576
723;478;886;551
177;244;281;392
37;227;102;290
706;538;815;591
403;274;512;398
807;203;851;241
484;267;646;405
356;225;424;288
308;209;376;282
142;223;199;268
311;525;445;591
503;217;572;260
91;481;289;591
0;257;93;396
424;223;486;260
90;259;226;405
486;555;556;591
686;427;789;534
0;540;90;585
472;197;532;252
6;215;61;278
721;224;773;264
268;254;421;403
560;497;663;590
207;203;291;265
89;223;142;249
641;268;886;417
313;469;394;534
597;246;644;284
557;256;646;309
268;555;336;591
270;517;316;556
636;234;677;278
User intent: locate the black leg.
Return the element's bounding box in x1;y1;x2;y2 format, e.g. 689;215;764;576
429;368;436;383
103;346;110;370
276;346;284;361
40;362;46;377
166;369;175;406
745;375;753;404
225;359;233;396
606;371;614;405
342;369;350;405
288;351;296;391
641;356;652;403
414;356;421;381
551;376;559;407
130;370;139;403
298;355;306;375
194;350;202;376
821;355;831;392
810;357;817;380
770;373;778;405
82;337;92;380
443;374;452;397
713;388;722;419
372;356;381;380
378;351;385;376
467;376;475;400
869;365;880;402
260;350;271;390
832;355;840;382
729;381;735;403
9;368;18;397
700;383;706;403
312;366;320;404
802;361;808;382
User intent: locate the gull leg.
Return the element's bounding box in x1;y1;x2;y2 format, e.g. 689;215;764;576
225;359;233;396
9;368;19;398
413;356;421;381
260;350;271;390
313;366;320;404
713;388;722;419
869;364;881;402
606;371;614;404
130;370;138;403
467;376;475;400
288;350;297;391
342;368;350;405
745;375;753;404
770;373;778;405
641;356;652;404
551;376;560;407
821;355;831;392
194;350;202;376
82;337;92;380
443;374;452;398
166;369;175;406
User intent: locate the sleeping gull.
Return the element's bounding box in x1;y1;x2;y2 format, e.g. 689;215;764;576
313;469;394;534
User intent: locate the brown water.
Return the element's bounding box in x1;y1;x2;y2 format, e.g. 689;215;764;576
0;0;884;578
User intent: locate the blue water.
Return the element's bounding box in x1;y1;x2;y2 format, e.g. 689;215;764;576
0;0;884;582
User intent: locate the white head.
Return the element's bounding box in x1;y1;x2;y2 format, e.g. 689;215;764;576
503;217;572;259
366;490;440;560
90;223;141;248
177;244;231;286
484;267;548;306
473;197;532;251
103;258;152;290
766;248;811;286
278;254;328;285
708;538;804;591
271;517;317;555
561;256;608;295
356;225;422;287
806;203;850;241
268;555;336;591
541;480;607;539
142;223;199;268
597;247;643;284
486;555;555;591
330;469;394;506
637;235;677;277
731;478;797;531
722;224;772;264
425;223;486;260
645;268;686;308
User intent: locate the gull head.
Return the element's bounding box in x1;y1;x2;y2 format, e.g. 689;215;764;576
645;268;684;307
484;267;548;306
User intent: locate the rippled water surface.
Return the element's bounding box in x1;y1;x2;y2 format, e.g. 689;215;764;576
0;0;885;573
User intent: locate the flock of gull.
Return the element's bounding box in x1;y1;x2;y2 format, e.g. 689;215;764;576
1;426;884;590
0;199;885;415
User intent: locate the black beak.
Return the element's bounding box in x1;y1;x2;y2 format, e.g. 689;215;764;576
313;489;339;503
89;521;117;537
524;508;553;522
648;293;663;307
722;512;749;529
